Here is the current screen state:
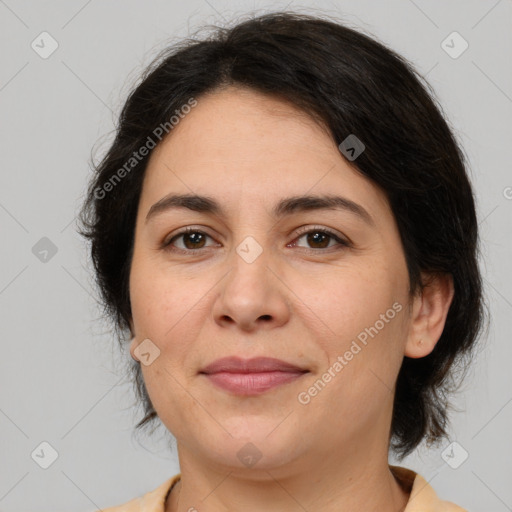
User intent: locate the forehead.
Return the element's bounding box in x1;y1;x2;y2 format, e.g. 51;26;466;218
166;86;335;159
139;86;391;224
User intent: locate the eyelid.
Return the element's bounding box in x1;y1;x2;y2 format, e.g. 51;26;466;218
161;225;218;248
293;224;350;245
162;224;352;252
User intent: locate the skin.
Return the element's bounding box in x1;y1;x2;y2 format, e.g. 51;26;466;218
128;85;454;512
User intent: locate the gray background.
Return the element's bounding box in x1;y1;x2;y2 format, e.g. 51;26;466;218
0;1;510;510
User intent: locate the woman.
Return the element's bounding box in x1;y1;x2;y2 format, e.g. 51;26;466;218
79;11;485;512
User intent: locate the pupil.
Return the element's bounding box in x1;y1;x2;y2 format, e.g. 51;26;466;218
185;232;205;249
181;231;330;250
308;232;328;248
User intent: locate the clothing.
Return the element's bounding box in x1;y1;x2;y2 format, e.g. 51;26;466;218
99;465;467;511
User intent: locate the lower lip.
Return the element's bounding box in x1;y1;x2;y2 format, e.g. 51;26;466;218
202;371;307;395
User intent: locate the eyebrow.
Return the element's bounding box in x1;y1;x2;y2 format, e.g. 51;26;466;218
145;193;375;227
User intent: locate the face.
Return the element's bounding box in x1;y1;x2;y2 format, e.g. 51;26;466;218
128;85;414;475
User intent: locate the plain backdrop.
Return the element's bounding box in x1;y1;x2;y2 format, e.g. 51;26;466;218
0;1;511;511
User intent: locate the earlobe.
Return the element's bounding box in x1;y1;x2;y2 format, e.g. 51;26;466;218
129;336;140;362
128;319;140;362
404;272;455;359
405;337;433;359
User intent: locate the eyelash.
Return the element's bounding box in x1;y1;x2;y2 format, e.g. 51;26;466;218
161;225;351;254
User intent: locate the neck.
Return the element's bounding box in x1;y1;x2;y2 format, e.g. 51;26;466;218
165;446;410;512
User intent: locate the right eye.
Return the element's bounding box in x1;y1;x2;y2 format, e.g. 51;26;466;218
162;227;218;253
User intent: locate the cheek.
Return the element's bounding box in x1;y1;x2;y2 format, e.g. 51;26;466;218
129;259;217;379
308;263;407;389
310;264;398;333
130;256;199;333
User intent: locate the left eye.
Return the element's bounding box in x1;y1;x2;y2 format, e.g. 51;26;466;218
162;227;350;252
291;229;349;250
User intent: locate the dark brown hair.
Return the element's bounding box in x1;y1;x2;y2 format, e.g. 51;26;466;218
78;11;487;459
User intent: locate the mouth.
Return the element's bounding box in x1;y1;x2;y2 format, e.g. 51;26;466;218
199;356;309;396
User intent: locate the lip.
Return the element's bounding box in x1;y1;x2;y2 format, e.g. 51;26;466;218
200;356;308;374
200;357;309;396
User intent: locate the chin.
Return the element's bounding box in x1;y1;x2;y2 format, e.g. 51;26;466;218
202;421;304;469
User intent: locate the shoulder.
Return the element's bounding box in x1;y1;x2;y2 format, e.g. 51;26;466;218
390;465;467;512
99;474;181;512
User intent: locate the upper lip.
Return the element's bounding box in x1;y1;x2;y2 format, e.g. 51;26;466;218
200;356;309;374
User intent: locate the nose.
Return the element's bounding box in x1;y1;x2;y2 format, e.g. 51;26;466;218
211;242;291;332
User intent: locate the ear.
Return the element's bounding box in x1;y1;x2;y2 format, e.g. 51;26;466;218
127;317;138;359
405;272;455;358
129;331;140;362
